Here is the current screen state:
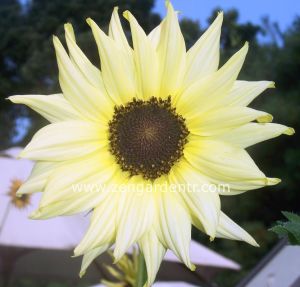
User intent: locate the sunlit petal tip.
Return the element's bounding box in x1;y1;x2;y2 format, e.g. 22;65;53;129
269;81;276;88
16;188;27;196
29;210;41;219
209;235;217;243
73;248;84;257
64;22;76;40
18;149;27;158
15;191;22;198
246;234;259;247
165;0;176;13
85;17;93;26
52;35;60;46
190;263;196;272
64;22;72;31
7;96;16;103
79;270;86;278
164;0;170;8
122;10;130;20
285;127;295;135
266;177;281;185
257;113;273;123
242;41;249;53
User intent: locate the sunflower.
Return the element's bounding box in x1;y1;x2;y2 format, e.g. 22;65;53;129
8;179;31;209
9;2;294;286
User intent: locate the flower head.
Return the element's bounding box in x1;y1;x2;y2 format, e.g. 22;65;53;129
9;2;294;286
8;179;31;209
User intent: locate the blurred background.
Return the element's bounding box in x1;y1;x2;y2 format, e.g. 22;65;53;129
0;0;299;286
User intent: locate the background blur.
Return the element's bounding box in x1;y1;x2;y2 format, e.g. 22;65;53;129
0;0;299;286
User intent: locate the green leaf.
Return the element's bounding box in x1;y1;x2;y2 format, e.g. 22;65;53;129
282;211;300;223
269;211;300;245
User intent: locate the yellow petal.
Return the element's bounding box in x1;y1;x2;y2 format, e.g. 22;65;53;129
124;11;159;100
109;7;132;58
214;122;295;148
79;244;110;277
138;228;166;287
148;20;163;48
157;2;186;98
20;121;107;161
53;36;113;121
114;176;155;261
39;150;115;207
170;160;221;238
87;18;136;104
177;42;248;117
222;80;275;107
155;187;195;271
17;161;58;195
31;168;126;219
183;12;223;88
64;23;105;90
185;138;274;191
30;188;107;219
9;94;83;123
188;107;272;136
74;194;118;256
217;212;259;247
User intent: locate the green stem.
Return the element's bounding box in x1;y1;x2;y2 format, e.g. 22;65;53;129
135;252;147;287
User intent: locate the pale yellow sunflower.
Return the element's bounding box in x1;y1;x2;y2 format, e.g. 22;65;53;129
8;179;31;209
9;2;294;286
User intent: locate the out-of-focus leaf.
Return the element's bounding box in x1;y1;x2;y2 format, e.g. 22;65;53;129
270;211;300;245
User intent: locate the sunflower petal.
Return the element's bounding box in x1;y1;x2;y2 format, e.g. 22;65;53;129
79;244;110;277
170;161;221;238
87;18;136;104
217;212;259;246
139;228;166;287
64;23;104;89
183;12;223;88
114;177;155;261
8;94;82;123
155;186;195;270
177;42;248;117
157;2;186;97
74;195;118;256
214;122;295;148
185;138;276;191
148;20;163;48
53;36;112;121
109;7;132;57
20;121;106;161
124;11;159;100
223;80;275;107
189;107;272;136
17;161;57;195
39;151;115;207
30;187;107;219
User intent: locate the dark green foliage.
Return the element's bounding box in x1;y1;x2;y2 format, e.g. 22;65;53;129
270;211;300;244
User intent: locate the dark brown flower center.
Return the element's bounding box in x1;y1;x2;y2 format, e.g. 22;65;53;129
108;96;189;180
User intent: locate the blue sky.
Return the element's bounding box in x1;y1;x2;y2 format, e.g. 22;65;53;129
153;0;300;32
